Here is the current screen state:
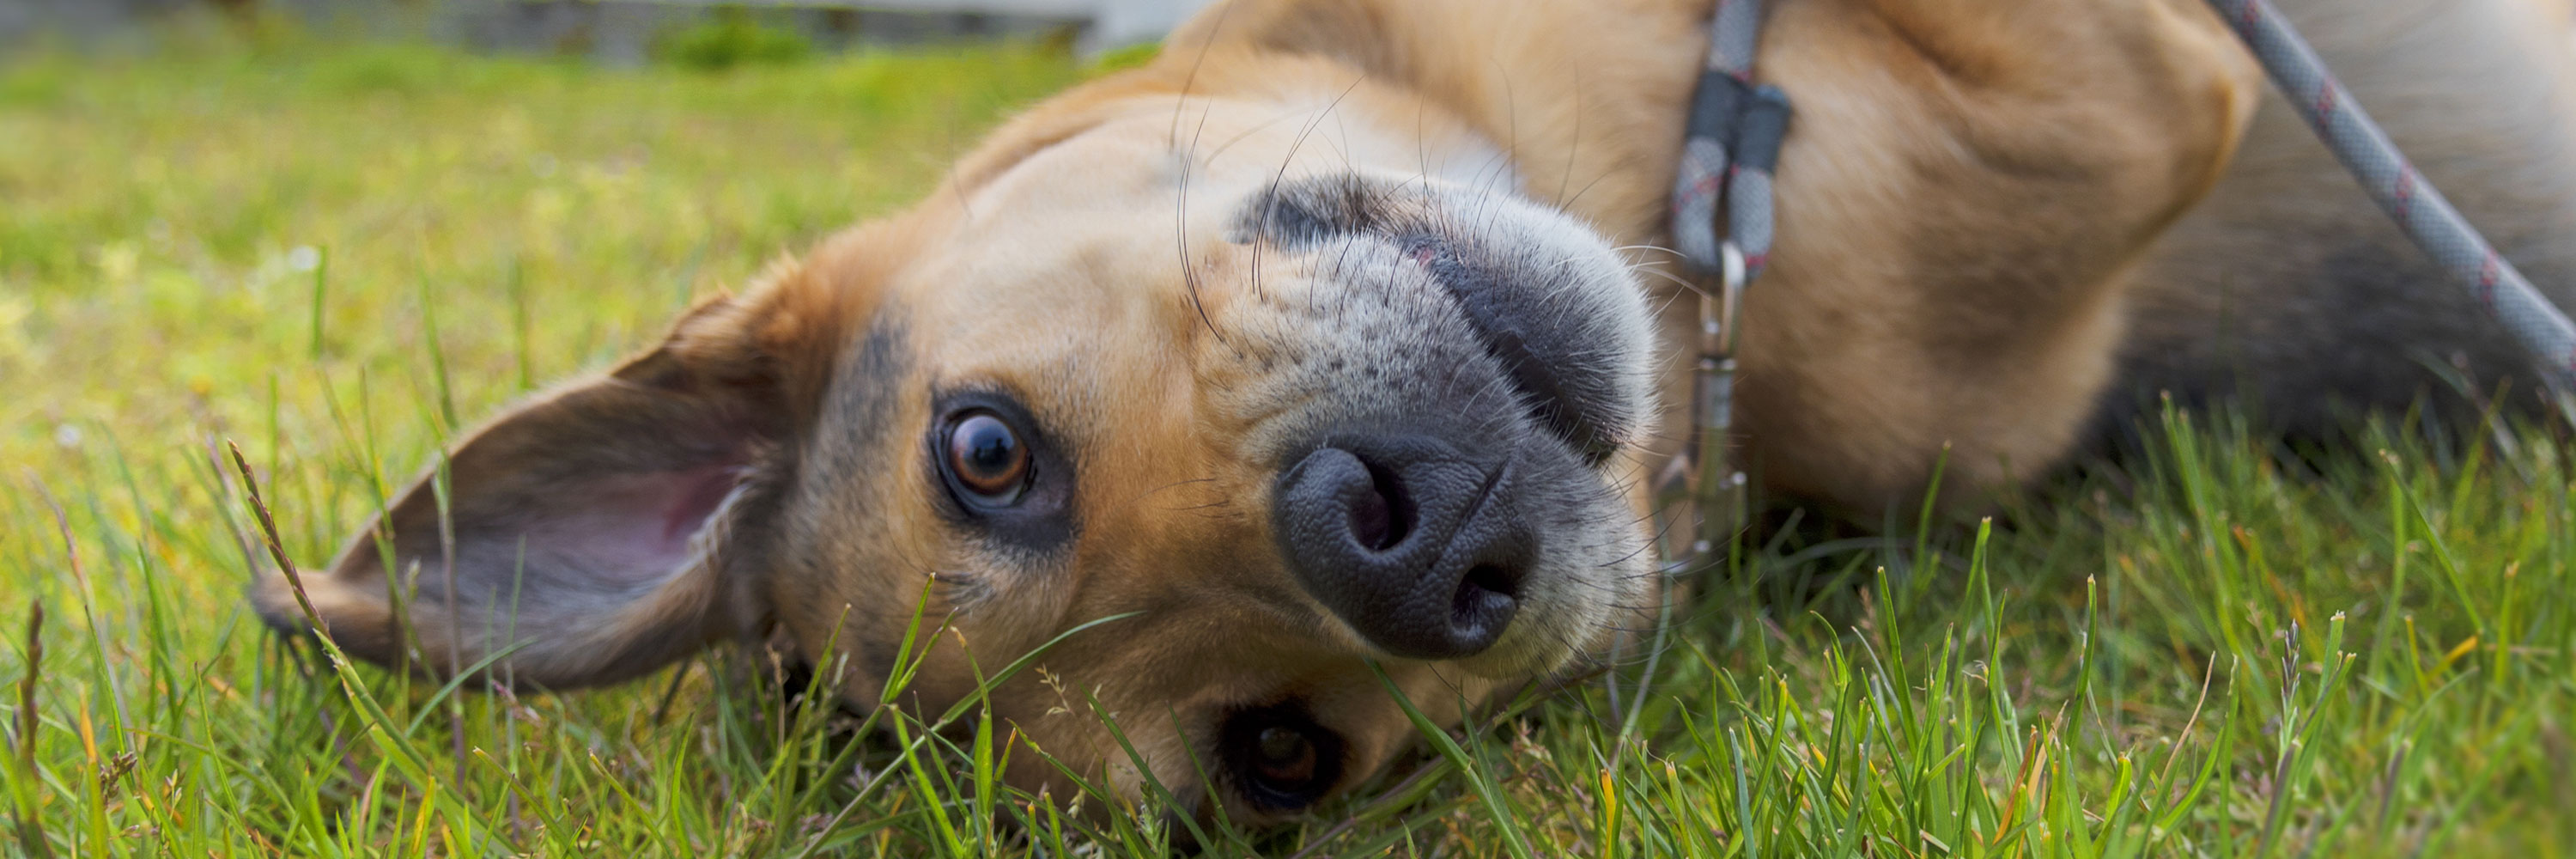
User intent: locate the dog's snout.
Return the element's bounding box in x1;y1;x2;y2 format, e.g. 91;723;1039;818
1231;174;1387;249
1273;435;1532;660
1232;174;1644;465
1412;238;1631;464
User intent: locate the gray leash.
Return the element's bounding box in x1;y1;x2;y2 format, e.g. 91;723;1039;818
1660;0;1789;570
2205;0;2576;396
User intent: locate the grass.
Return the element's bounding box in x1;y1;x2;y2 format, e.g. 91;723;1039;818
3;22;2573;858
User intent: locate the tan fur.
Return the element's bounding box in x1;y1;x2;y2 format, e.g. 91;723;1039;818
257;0;2576;825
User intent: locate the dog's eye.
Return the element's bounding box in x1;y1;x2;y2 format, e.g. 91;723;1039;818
1253;726;1319;785
942;411;1030;505
1223;706;1343;811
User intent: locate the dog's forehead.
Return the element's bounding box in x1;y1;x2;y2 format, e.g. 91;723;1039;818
890;93;1534;387
963;91;1521;223
890;228;1190;402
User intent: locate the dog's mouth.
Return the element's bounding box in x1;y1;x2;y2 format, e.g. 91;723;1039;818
1234;173;1654;465
1398;232;1635;465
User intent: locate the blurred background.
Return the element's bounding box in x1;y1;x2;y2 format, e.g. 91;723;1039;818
2;0;1216;58
0;0;1212;468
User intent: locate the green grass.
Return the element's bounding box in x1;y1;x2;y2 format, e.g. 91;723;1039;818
4;25;2574;858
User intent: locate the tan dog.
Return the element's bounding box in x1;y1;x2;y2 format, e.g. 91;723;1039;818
255;0;2576;825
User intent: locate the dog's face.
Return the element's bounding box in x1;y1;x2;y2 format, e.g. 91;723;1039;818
258;82;1661;822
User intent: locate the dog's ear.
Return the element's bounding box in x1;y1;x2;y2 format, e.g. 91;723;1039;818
255;260;864;689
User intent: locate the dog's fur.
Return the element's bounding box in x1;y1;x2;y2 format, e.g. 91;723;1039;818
255;0;2576;825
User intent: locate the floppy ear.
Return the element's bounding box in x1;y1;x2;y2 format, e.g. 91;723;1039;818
256;264;860;688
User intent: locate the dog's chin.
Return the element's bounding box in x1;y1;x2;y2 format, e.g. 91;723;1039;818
1443;619;1589;679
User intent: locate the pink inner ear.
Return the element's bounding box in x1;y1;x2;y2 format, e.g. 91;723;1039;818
664;464;747;544
533;462;749;590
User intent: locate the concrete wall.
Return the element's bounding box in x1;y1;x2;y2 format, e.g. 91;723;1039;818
0;0;1218;56
762;0;1208;47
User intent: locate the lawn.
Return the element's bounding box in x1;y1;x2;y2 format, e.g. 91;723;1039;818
3;20;2573;858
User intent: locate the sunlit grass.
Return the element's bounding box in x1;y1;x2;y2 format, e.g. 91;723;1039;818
3;25;2573;858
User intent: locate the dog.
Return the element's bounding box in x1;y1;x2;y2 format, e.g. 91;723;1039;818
254;0;2576;826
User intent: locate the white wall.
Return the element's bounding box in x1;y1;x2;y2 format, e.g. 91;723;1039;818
662;0;1218;49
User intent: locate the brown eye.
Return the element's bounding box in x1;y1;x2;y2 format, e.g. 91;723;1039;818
1254;727;1318;786
944;411;1030;505
1224;706;1343;811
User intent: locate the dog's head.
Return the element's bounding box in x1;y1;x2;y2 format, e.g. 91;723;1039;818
255;64;1662;823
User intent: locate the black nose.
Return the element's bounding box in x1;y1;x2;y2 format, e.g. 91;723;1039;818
1272;435;1534;660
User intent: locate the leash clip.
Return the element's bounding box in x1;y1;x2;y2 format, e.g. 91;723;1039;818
1656;242;1752;574
1710;242;1747;356
1693;243;1750;559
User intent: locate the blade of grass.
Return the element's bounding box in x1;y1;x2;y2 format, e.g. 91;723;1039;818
9;600;53;859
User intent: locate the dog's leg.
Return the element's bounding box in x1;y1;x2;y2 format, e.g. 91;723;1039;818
2119;0;2576;437
1712;0;2263;514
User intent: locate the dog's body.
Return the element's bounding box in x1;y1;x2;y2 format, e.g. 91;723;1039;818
258;0;2576;825
2118;0;2576;440
1173;0;2576;511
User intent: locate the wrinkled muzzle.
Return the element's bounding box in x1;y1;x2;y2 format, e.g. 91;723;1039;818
1227;172;1659;674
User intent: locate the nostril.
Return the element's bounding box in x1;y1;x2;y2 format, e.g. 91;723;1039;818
1462;563;1520;601
1273;436;1534;661
1348;459;1413;551
1348;487;1393;551
1451;563;1522;630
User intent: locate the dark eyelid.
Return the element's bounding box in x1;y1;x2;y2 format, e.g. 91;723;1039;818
923;387;1078;555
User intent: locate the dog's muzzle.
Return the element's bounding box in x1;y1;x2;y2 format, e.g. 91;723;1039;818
1242;172;1652;662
